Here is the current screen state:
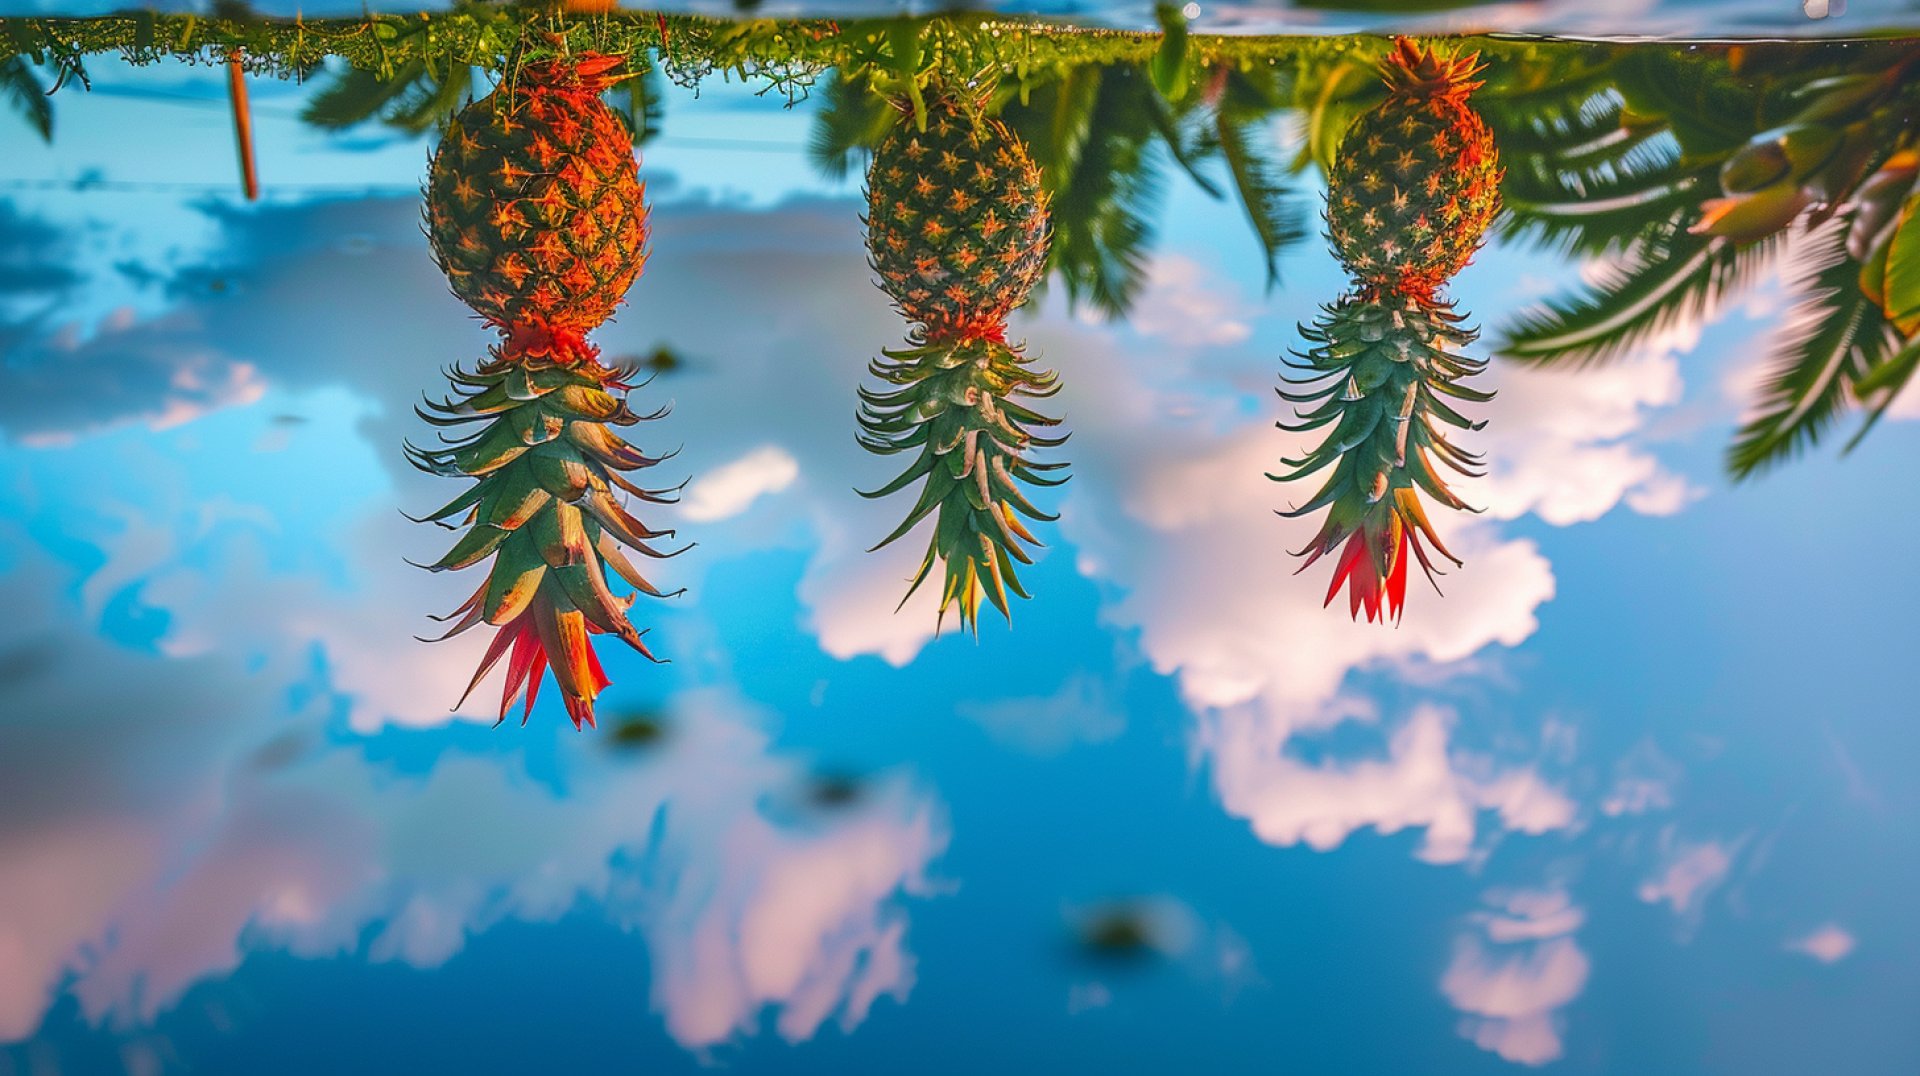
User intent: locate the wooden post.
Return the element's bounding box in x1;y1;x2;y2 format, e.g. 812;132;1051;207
226;53;259;201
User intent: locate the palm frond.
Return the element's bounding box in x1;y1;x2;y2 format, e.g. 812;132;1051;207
1;55;51;141
1845;336;1920;452
1214;113;1304;289
1500;226;1780;366
1007;66;1165;319
807;68;890;179
606;63;665;145
1728;224;1899;477
385;64;473;135
300;59;429;130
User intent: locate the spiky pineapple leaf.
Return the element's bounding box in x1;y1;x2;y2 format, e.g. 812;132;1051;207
1;55;50;141
1727;226;1896;478
1500;226;1778;366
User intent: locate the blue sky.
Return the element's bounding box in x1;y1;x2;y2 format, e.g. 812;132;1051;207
2;50;1919;1075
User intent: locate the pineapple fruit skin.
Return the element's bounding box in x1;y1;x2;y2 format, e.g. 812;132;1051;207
426;55;649;334
414;55;670;728
866;96;1050;340
860;93;1063;632
1325;38;1502;298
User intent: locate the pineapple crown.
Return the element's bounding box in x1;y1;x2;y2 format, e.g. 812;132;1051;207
1377;37;1486;103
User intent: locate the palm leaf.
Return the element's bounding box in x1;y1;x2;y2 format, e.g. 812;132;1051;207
1727;225;1896;477
1845;335;1920;451
385;65;473;135
606;64;665;146
807;69;890;179
301;60;429;130
1;55;51;141
1006;66;1164;319
1497;91;1708;257
1213;113;1303;289
1500;225;1779;366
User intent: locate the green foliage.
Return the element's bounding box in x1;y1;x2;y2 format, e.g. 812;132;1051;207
858;337;1066;632
1501;227;1780;366
0;54;49;140
1005;64;1165;319
1727;224;1898;478
303;58;474;134
808;67;892;179
1879;191;1920;334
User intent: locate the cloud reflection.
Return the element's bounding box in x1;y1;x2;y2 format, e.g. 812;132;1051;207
0;532;947;1049
1441;886;1590;1067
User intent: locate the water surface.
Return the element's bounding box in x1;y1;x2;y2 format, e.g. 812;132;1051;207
2;7;1918;1074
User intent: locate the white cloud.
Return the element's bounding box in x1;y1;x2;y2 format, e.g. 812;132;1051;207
797;519;946;667
1442;885;1590;1067
1785;923;1856;964
680;445;799;523
1637;828;1744;928
1600;739;1682;818
1198;702;1575;865
1124;255;1255;349
0;524;948;1048
1478;350;1698;526
8;314;268;448
1063;417;1557;721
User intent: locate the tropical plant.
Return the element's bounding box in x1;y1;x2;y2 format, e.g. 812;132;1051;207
1488;42;1920;477
1274;39;1503;622
410;51;676;729
809;16;1305;320
857;90;1063;631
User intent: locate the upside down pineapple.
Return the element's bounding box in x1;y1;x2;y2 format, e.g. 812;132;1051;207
859;91;1063;632
410;53;675;728
1275;38;1502;623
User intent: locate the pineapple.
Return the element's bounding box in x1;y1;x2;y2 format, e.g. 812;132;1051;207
1274;38;1502;623
860;92;1063;632
426;53;649;332
1324;38;1501;299
411;53;674;729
